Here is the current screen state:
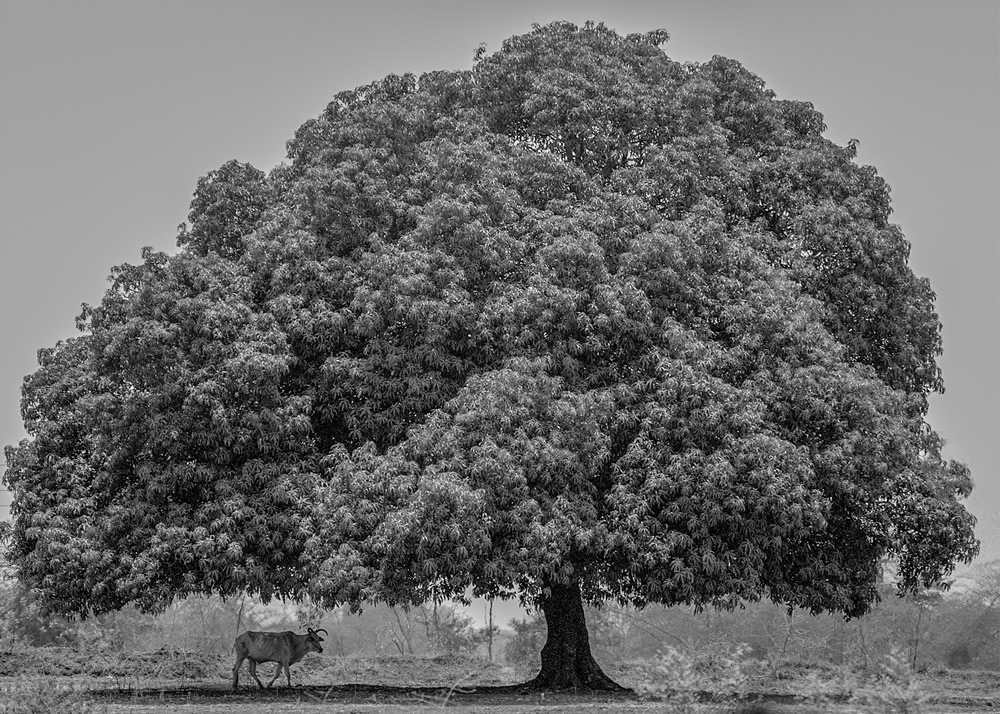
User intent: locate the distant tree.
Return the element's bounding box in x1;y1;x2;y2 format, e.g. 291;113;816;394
962;561;1000;670
505;614;547;670
929;560;1000;670
416;602;485;656
4;21;978;690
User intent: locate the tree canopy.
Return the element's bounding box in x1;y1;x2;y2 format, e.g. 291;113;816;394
4;21;978;689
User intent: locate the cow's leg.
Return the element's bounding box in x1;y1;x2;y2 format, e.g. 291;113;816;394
265;662;283;688
284;662;292;688
232;651;246;690
248;659;265;689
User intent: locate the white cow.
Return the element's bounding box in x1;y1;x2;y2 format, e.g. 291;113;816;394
232;627;326;689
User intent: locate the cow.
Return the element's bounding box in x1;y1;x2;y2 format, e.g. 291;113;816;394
232;627;327;690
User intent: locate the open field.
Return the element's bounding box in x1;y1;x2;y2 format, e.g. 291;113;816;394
0;645;996;713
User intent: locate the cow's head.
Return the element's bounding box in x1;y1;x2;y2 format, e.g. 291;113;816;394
306;627;327;653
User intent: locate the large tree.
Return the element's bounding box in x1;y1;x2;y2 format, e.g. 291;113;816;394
4;22;978;689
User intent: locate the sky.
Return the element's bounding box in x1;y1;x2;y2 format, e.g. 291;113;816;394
1;0;997;580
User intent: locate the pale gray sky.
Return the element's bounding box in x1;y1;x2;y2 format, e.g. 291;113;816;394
2;1;997;567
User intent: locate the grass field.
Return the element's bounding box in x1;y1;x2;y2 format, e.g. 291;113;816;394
0;643;996;713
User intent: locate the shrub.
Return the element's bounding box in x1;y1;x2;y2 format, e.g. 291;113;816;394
0;678;106;714
853;648;929;714
637;644;751;713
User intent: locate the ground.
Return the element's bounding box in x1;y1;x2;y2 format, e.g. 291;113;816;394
0;645;996;713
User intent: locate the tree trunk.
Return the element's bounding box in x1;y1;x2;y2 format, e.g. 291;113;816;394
525;581;628;691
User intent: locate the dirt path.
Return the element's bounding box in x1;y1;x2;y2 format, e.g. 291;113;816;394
89;682;997;713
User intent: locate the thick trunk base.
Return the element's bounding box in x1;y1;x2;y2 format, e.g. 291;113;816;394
523;581;628;692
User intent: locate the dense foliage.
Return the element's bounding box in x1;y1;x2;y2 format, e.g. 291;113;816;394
4;19;977;687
